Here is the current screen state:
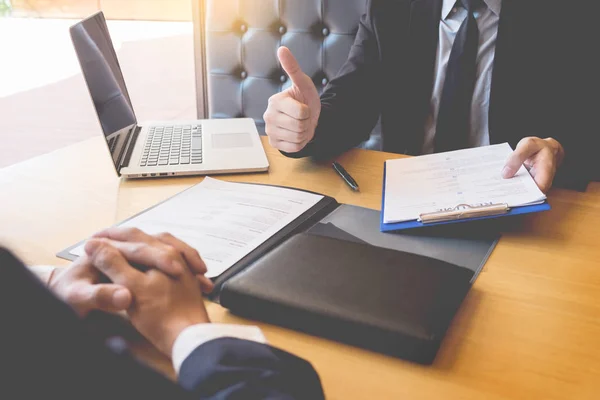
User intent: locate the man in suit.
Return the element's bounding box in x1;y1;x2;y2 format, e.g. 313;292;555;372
1;227;324;399
264;0;596;192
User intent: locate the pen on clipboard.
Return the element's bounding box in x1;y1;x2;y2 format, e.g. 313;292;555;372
332;161;360;192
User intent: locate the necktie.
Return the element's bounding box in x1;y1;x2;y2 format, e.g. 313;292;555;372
434;0;481;153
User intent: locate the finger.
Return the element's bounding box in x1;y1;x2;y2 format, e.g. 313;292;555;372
274;96;311;120
265;123;307;144
89;284;133;312
278;46;303;85
530;150;556;193
93;226;157;245
532;167;553;194
278;46;312;93
196;274;215;294
98;239;188;277
84;238;144;286
268;137;311;153
94;227;190;276
154;232;207;275
65;282;132;315
502;138;544;178
268;110;311;134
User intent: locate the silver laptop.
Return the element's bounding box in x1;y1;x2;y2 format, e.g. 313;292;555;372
70;12;269;178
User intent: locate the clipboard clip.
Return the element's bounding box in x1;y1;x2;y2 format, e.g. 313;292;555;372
418;203;510;224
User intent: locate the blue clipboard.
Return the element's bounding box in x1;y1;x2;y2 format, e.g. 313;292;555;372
380;162;551;232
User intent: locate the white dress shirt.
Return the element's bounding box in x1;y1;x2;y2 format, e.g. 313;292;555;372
172;324;267;374
29;265;266;375
422;0;502;154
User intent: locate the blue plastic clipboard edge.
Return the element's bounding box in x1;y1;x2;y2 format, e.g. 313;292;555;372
380;161;551;232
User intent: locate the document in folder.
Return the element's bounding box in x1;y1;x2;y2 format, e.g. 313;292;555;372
68;178;323;278
382;143;549;228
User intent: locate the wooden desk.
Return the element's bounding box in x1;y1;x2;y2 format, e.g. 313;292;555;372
1;137;599;399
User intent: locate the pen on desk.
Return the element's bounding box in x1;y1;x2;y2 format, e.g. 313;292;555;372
332;161;360;192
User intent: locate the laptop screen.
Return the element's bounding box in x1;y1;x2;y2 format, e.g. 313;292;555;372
70;12;136;169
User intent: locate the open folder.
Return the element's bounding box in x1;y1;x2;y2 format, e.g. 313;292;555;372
381;143;551;232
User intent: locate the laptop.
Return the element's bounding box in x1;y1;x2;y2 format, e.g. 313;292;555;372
70;12;269;178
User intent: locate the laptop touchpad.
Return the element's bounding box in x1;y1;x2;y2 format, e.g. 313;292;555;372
212;132;253;149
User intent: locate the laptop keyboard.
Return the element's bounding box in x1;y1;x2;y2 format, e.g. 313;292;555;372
140;124;203;167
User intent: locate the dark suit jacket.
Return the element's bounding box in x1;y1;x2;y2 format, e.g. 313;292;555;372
0;248;324;400
287;0;597;190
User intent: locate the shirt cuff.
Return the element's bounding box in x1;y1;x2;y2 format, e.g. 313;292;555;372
171;324;267;375
28;265;58;286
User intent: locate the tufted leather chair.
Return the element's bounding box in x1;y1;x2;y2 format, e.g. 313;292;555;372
193;0;382;150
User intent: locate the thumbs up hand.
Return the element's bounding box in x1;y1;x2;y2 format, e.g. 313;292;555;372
263;46;321;153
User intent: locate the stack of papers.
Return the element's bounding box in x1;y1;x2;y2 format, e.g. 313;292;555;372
383;143;547;224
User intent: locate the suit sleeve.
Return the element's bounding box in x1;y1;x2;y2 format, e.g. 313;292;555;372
1;249;324;400
0;248;195;400
283;0;383;160
178;338;325;400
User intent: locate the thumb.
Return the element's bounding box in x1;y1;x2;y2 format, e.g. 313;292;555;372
278;46;312;93
70;282;132;315
502;139;542;179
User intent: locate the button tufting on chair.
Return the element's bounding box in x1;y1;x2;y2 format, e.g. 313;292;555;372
240;71;247;80
278;25;287;35
322;27;330;37
279;74;287;83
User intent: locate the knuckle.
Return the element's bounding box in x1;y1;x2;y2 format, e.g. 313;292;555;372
266;126;280;139
146;269;166;285
268;92;284;105
163;246;180;262
292;119;304;132
191;248;203;262
156;231;173;241
122;227;142;237
129;242;146;257
298;119;309;132
521;137;537;147
95;243;118;264
297;106;310;120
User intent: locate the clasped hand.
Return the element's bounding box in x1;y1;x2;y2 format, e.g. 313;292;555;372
50;227;213;354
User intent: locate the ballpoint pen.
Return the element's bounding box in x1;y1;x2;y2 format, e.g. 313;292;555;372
332;161;360;191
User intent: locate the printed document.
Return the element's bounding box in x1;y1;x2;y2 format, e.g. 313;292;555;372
383;143;546;223
71;178;323;277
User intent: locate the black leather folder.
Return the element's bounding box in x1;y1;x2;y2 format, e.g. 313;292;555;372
220;233;474;364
